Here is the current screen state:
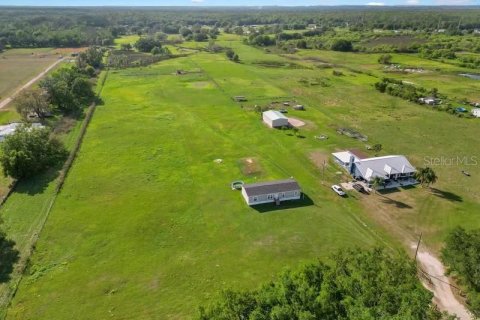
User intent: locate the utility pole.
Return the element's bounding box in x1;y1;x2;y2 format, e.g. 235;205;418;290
322;160;326;184
414;233;423;261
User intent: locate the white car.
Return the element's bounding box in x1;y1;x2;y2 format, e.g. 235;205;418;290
331;185;346;196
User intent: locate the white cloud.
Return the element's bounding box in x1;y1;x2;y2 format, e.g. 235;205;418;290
406;0;420;5
366;1;385;5
191;0;204;3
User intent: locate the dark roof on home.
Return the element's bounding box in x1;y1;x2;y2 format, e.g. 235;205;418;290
242;179;301;197
348;149;368;160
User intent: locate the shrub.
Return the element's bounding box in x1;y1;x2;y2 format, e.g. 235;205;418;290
198;248;434;320
331;39;353;52
0;125;67;179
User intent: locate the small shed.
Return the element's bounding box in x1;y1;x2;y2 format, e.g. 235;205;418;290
263;110;289;128
293;104;305;110
234;96;247;102
472;108;480;118
241;179;302;206
419;97;441;106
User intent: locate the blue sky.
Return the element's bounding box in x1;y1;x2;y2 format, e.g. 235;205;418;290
1;0;479;6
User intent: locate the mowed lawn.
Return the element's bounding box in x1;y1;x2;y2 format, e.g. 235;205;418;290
6;55;388;319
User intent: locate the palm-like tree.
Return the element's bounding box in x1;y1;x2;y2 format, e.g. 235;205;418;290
414;167;438;188
371;176;385;194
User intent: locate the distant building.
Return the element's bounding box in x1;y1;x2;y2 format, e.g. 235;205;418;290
263;110;289;128
472;108;480;118
241;179;302;206
419;97;441;106
233;96;247;102
332;150;417;189
0;123;44;141
307;24;317;30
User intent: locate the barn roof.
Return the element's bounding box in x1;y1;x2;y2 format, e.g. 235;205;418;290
242;179;301;197
263;110;288;121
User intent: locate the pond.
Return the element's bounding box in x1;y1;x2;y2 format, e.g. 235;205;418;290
459;73;480;80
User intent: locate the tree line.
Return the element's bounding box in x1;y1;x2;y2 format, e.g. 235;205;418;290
442;227;480;317
198;248;455;320
0;46;104;180
3;7;480;49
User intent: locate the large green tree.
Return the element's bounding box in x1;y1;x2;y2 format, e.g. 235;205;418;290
0;125;67;179
442;227;480;317
134;37;162;53
40;67;94;113
14;88;53;120
199;248;437;320
76;46;104;70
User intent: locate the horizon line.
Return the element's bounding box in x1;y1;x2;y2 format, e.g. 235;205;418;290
2;4;480;7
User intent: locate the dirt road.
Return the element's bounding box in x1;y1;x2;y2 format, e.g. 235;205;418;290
360;192;472;319
414;244;472;319
0;57;65;110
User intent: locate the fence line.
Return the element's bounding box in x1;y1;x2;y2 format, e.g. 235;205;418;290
0;69;109;319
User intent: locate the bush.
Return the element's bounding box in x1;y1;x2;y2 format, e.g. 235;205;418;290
135;37;162;53
331;39;353;52
0;125;67;179
442;227;480;317
199;248;434;320
378;54;392;64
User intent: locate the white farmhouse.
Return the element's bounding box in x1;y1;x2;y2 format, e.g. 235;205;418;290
241;179;302;206
262;110;289;128
332;150;417;189
472;108;480;118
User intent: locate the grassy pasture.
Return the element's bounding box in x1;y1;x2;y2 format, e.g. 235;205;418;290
113;35;140;49
6;53;392;319
4;39;480;319
0;48;61;101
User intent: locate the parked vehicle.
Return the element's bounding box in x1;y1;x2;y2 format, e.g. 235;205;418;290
461;170;471;177
353;183;369;194
331;185;346;196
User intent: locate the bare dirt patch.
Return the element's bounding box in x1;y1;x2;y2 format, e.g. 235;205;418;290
53;47;88;55
359;190;418;244
309;150;330;169
288;117;306;128
240;157;263;176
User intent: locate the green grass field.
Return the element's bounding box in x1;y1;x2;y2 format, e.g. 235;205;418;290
3;38;480;319
114;35;141;49
5;52;394;319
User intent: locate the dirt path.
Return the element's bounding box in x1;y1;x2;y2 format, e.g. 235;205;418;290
0;57;65;109
414;244;472;320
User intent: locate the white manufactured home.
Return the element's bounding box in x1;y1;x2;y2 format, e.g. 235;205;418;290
241;179;301;206
0;123;44;142
262;110;289;128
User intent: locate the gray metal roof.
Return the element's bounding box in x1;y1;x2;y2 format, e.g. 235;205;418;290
263;110;288;121
242;179;301;197
354;155;416;180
